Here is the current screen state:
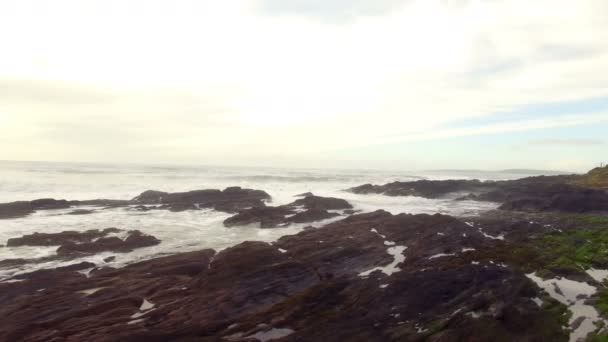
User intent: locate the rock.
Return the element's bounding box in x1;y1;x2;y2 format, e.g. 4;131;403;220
348;179;490;199
224;207;295;228
131;190;168;203
0;187;271;219
5;228;160;261
498;187;608;213
131;187;271;213
295;192;314;197
103;256;116;263
0;212;568;341
350;173;608;214
289;209;339;223
224;196;353;228
56;230;160;257
289;195;353;210
0;198;71;219
6;228;120;247
0;202;35;219
66;209;95;215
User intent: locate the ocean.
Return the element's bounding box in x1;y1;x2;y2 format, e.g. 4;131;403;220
0;160;563;280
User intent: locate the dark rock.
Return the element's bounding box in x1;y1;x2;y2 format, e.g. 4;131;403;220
0;198;71;219
0;201;35;219
0;187;271;219
224;207;295;228
348;179;490;199
29;198;71;210
6;228;120;247
56;230;160;257
0;212;568;341
224;195;353;228
350;173;608;214
289;209;339;223
4;228;160;264
295;192;314;197
66;209;95;215
103;256;116;263
289;195;353;210
131;187;271;213
131;190;168;203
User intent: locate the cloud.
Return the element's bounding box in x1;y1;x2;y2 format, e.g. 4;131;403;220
0;79;116;106
1;0;608;169
527;138;605;147
256;0;409;21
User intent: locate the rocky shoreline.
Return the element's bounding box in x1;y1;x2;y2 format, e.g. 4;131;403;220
1;166;608;341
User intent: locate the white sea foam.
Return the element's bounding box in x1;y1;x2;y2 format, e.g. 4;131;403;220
359;245;407;277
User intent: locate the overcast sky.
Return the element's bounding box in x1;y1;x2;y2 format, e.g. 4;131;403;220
1;0;607;171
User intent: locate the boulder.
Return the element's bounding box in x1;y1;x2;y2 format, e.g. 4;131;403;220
56;230;160;257
289;209;339;223
131;187;271;213
289;195;353;210
224;207;295;228
6;228;120;247
223;195;354;228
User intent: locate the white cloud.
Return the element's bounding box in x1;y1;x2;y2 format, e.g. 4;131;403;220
0;0;607;168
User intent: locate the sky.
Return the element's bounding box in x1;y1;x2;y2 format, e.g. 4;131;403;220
1;0;607;172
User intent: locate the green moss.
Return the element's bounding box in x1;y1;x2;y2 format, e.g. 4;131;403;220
534;225;608;271
569;214;608;227
575;166;608;188
588;332;608;342
595;287;608;317
541;297;571;327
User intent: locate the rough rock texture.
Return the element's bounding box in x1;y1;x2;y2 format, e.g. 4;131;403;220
57;231;161;257
0;212;569;341
66;209;95;215
131;186;271;213
224;206;295;228
0;187;271;219
7;228;121;247
349;174;608;214
349;179;491;199
0;199;71;219
223;195;350;228
4;228;160;260
289;195;353;210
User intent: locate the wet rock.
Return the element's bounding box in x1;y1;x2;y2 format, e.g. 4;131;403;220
6;228;120;247
348;179;490;199
66;209;95;215
0;202;35;219
4;228;160;263
104;256;116;263
295;192;314;197
497;187;608;213
131;187;271;213
224;196;353;228
0;199;71;219
0;187;272;219
289;209;339;223
289;195;353;210
350;172;608;214
0;213;568;341
56;231;160;257
224;207;295;228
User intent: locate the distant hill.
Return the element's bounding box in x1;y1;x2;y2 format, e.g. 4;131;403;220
576;165;608;188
